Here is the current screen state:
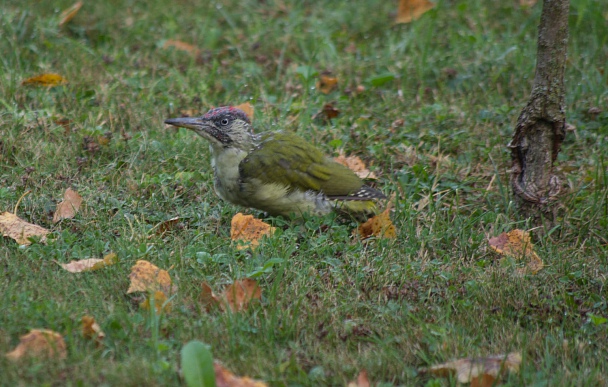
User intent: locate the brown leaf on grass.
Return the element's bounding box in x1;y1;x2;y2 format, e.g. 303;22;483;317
234;102;255;121
334;151;377;179
312;103;340;123
127;260;173;294
420;352;522;386
200;279;262;313
488;229;544;274
519;0;538;7
230;213;275;250
347;370;370;387
0;211;49;245
58;252;118;273
53;188;83;223
163;39;200;55
317;75;338;94
22;73;68;87
6;329;67;360
151;217;181;237
215;361;268;387
59;1;83;26
140;290;172;314
395;0;435;24
81;316;105;343
358;209;397;239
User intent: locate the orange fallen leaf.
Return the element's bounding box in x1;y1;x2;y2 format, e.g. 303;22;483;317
312;103;340;123
0;211;49;245
358;209;397;239
127;260;173;294
488;229;544;274
59;1;83;26
395;0;435;24
81;315;105;343
22;73;68;87
53;188;83;223
334;151;377;179
234;102;255;121
140;290;172;314
163;39;200;55
420;352;522;386
347;370;371;387
230;213;275;250
215;361;268;387
317;75;338;94
6;329;67;360
200;279;262;313
58;252;118;273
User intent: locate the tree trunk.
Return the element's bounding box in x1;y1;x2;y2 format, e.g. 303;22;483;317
508;0;570;222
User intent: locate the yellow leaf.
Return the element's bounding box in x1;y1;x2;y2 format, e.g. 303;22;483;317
214;361;268;387
488;229;544;274
334;151;377;179
420;352;522;386
0;211;49;245
140;290;172;314
230;213;275;250
81;316;105;343
6;329;67;360
395;0;435;24
317;75;338;94
200;279;262;313
127;260;173;294
59;253;118;273
22;73;68;87
234;102;255;121
347;370;371;387
357;209;397;239
53;188;83;223
163;39;200;55
59;1;83;26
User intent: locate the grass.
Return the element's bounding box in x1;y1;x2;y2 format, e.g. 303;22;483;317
0;0;607;385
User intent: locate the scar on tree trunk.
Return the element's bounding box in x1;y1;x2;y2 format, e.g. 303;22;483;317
508;0;569;218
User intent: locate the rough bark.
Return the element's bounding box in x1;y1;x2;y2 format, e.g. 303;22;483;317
508;0;570;221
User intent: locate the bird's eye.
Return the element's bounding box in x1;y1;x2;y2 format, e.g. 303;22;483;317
220;118;229;126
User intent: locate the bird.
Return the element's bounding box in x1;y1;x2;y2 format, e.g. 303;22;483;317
165;106;385;218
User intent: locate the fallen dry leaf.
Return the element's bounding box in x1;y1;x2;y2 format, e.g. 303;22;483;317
127;260;173;294
519;0;538;7
334;152;377;179
234;102;255;121
163;39;200;55
317;75;338;94
0;211;49;245
347;370;370;387
81;316;105;343
151;217;181;237
358;209;397;239
488;229;544;274
140;290;172;314
22;73;68;87
59;1;83;26
312;103;340;123
420;352;522;386
215;361;268;387
53;188;83;223
230;213;275;250
395;0;435;24
200;279;262;313
58;252;118;273
6;329;67;360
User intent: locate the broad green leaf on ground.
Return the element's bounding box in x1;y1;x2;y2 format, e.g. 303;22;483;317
317;74;338;94
59;1;83;26
0;211;49;245
488;229;544;274
200;279;262;313
357;209;397;239
81;315;105;344
6;329;67;360
234;102;255;121
181;341;216;387
419;352;522;386
22;73;67;87
127;260;173;294
347;370;370;387
230;213;275;250
334;151;377;179
214;361;267;387
395;0;435;24
58;252;118;273
53;188;83;223
163;39;200;55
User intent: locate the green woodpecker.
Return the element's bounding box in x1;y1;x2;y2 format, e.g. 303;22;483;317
165;107;385;217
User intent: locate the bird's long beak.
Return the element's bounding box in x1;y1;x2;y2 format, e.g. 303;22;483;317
164;117;203;130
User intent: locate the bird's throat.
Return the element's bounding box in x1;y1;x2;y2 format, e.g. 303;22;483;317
210;146;249;205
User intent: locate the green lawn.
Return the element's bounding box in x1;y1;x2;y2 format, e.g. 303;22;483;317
1;0;607;385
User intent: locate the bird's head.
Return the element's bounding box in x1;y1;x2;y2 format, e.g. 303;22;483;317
165;106;253;151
